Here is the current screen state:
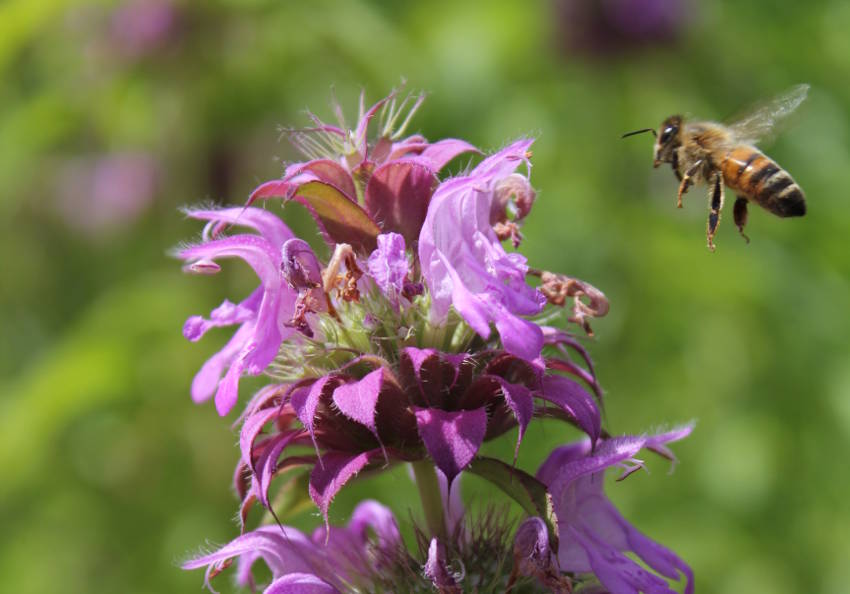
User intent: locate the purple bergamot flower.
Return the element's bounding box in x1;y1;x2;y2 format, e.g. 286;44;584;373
178;87;692;594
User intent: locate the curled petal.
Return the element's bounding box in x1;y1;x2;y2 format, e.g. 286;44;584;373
185;206;294;250
252;431;303;508
490;173;536;224
491;377;534;464
183;292;260;343
240;405;283;471
182;526;318;589
416;138;479;172
291;376;343;459
308;449;383;529
424;539;461;592
539;375;601;443
512;517;571;593
347;499;402;549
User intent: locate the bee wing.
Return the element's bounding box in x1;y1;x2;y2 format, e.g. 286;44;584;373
727;84;809;146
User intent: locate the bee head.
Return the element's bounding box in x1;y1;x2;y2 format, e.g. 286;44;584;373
653;115;682;167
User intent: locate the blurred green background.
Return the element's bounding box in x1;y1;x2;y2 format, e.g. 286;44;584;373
2;0;849;592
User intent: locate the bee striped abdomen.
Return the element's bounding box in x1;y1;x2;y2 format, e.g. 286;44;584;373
721;146;806;217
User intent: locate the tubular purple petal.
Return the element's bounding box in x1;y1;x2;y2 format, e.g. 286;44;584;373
418;139;546;362
537;426;695;594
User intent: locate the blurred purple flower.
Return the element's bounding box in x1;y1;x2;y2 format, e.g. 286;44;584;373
556;0;692;57
55;153;158;235
110;0;178;57
537;425;695;594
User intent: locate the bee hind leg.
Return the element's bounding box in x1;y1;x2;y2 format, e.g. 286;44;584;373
677;159;704;208
706;174;725;251
733;196;750;244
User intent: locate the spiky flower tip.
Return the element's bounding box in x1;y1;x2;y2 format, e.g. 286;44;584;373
179;88;693;593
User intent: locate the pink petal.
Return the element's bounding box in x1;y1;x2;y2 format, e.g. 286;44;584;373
185;206;294;250
417;138;479;171
190;321;253;403
249;179;293;202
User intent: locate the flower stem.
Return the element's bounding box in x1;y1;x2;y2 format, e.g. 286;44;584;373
410;461;447;542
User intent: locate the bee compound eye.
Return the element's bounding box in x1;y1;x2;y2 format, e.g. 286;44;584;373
660;125;676;143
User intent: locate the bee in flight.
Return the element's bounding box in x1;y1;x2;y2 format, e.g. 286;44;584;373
623;84;808;250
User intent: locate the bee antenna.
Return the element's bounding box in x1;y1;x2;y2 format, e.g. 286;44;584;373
621;128;657;139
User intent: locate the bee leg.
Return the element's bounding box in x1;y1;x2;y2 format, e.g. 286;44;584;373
677;160;704;208
733;196;751;244
706;174;724;251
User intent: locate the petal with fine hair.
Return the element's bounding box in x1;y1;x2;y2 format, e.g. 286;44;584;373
308;449;383;527
185;206;295;250
332;368;385;440
414;407;488;483
416;138;479;172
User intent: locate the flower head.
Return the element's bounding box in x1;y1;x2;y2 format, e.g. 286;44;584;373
178;89;693;594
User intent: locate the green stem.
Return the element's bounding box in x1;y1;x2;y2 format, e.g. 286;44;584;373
410;461;447;541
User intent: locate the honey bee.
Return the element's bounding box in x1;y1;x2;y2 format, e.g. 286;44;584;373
624;84;809;250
